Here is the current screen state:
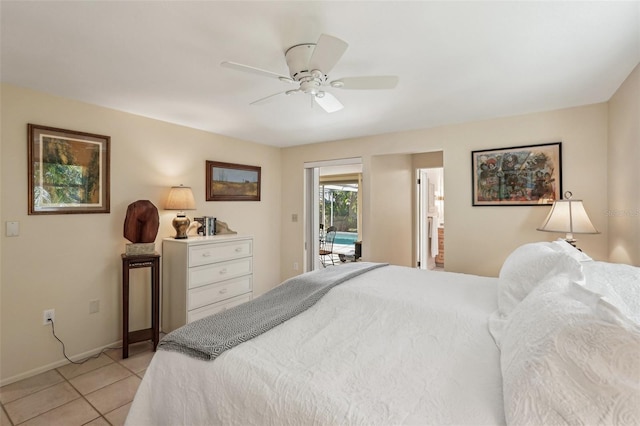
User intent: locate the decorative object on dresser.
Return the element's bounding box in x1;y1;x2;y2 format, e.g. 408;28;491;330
206;161;261;201
215;220;237;235
162;235;253;332
187;220;202;236
123;200;159;255
537;191;599;247
27;123;110;214
165;185;196;239
193;216;217;236
471;142;562;206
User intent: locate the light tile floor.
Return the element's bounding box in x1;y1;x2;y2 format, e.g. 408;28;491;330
0;341;155;426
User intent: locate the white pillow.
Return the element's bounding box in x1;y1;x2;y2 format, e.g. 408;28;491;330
550;238;593;262
501;279;640;425
488;242;584;346
496;242;583;316
582;261;640;325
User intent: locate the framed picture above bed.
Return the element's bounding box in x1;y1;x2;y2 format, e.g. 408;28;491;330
471;142;562;206
206;161;261;201
28;124;110;214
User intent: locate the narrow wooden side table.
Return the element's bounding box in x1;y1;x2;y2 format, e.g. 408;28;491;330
121;253;161;359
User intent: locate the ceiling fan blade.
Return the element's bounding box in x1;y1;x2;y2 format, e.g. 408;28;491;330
221;61;294;83
250;91;287;105
330;76;399;90
308;34;348;74
314;92;344;113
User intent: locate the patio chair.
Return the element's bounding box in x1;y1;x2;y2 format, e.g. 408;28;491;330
319;226;337;267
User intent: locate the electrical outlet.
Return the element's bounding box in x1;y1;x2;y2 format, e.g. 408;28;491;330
89;299;100;314
293;262;299;271
43;309;55;325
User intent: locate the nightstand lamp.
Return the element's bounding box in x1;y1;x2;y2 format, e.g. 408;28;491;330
537;191;599;247
166;185;196;239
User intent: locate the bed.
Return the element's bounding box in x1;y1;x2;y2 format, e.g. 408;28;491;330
126;240;640;426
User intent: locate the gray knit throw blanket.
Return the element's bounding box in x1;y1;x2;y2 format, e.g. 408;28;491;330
158;262;388;360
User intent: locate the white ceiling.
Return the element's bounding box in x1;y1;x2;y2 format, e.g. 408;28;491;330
1;1;638;148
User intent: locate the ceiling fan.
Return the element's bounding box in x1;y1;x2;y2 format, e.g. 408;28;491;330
221;34;399;113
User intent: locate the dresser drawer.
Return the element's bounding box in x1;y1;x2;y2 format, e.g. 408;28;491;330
188;292;252;323
188;239;252;267
188;257;252;289
163;235;254;333
188;275;252;310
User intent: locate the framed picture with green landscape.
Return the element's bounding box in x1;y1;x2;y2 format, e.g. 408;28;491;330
206;161;261;201
28;124;110;214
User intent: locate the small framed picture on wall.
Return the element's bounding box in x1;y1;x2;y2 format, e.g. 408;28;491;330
206;161;261;201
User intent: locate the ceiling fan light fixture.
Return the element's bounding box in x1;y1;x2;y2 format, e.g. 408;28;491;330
300;80;322;95
314;91;344;113
221;33;399;113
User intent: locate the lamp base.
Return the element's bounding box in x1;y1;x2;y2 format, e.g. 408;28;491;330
172;215;191;239
564;232;577;247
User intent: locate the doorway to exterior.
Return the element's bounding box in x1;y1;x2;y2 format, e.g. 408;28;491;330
320;177;360;265
304;158;362;271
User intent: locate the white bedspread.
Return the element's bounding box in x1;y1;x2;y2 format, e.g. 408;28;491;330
126;265;503;426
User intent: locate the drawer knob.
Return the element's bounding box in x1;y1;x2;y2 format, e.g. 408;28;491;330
202;252;211;257
234;247;242;252
219;268;227;275
219;288;228;294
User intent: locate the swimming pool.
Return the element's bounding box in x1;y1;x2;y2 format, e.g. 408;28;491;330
333;231;358;245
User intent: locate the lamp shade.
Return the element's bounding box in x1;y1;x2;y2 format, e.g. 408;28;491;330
165;185;196;211
537;192;598;244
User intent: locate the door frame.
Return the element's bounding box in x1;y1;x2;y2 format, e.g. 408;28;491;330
415;167;444;270
303;157;362;272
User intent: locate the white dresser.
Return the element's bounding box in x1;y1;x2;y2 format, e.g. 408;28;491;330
162;235;253;333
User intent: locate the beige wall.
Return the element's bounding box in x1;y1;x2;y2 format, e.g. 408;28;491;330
2;65;635;383
0;84;282;384
608;64;640;266
368;154;413;266
281;103;610;279
412;151;444;169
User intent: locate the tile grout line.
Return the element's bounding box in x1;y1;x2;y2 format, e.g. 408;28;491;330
1;343;156;426
2;356;131;425
2;378;71;425
8;365;109;426
67;353;150;425
1;403;14;426
64;367;114;426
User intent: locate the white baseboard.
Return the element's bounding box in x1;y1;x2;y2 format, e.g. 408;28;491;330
0;340;122;387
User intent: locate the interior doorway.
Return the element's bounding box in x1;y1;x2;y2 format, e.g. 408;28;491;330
416;167;444;270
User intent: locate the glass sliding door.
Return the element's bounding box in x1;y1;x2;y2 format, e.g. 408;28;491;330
304;158;362;271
